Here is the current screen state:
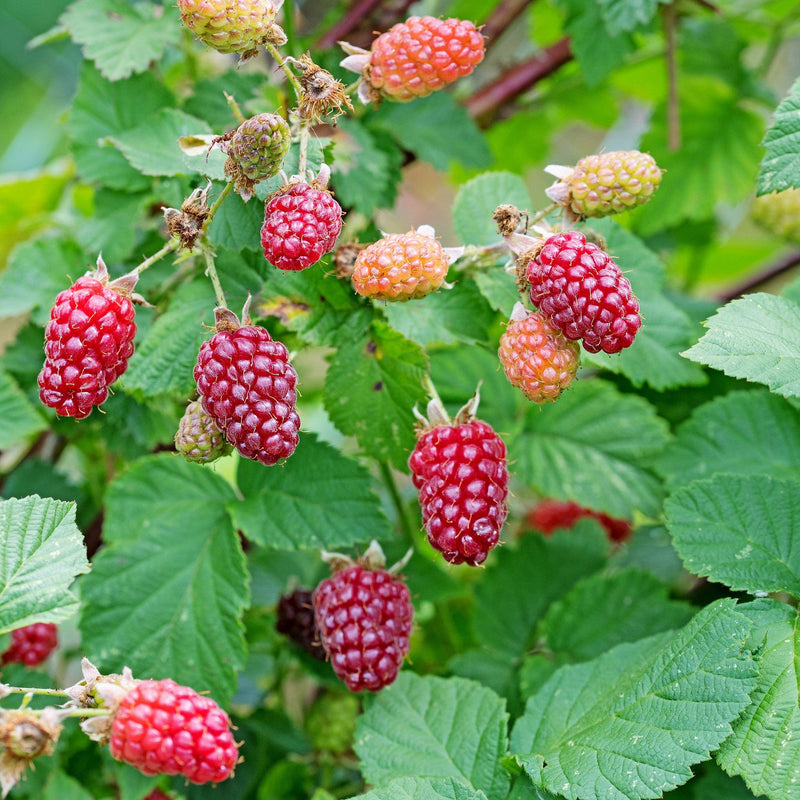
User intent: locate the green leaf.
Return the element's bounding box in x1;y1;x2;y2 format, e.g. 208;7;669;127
115;763;160;800
355;673;510;799
381;279;496;347
473;268;520;318
580;220;707;390
597;0;668;34
109;108;212;177
541;569;695;661
683;293;800;398
0;496;89;632
758;76;800;194
372;92;491;171
717;599;800;800
510;599;758;800
665;474;800;598
0;237;84;324
324;321;428;469
61;0;180;82
80;455;246;703
349;777;488;800
43;770;94;800
207;185;265;251
655;390;800;492
634;78;764;234
472;525;609;657
73;188;150;263
124;280;214;398
452;172;529;246
68;63;173;190
0;369;46;449
512;380;670;518
230;434;392;550
556;0;635;86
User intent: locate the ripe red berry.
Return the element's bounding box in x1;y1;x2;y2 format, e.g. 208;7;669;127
194;323;300;466
409;413;509;566
109;679;238;784
351;230;449;301
498;307;580;403
526;231;641;354
1;623;58;667
261;182;342;271
527;499;632;543
276;588;326;661
368;16;485;102
313;565;413;692
38;274;137;419
142;791;172;800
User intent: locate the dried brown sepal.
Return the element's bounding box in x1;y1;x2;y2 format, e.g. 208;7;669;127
264;22;288;47
333;242;368;279
297;54;354;124
162;184;212;251
0;709;64;797
213;307;241;333
223;156;257;204
493;204;525;236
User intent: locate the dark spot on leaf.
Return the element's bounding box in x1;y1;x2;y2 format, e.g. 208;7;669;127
373;381;383;392
366;340;377;354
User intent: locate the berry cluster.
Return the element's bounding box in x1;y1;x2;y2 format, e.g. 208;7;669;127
1;623;58;667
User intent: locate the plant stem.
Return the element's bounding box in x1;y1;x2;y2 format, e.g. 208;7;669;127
298;118;310;178
203;248;227;308
225;92;246;124
200;180;234;238
481;0;534;49
3;686;71;698
528;202;558;228
314;0;384;49
421;373;444;407
133;238;180;276
663;2;681;151
719;248;800;302
264;42;303;100
379;462;417;544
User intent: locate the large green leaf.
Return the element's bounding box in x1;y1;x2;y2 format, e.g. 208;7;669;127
452;172;530;247
511;599;758;800
683;293;800;398
655;390;800;492
0;369;46;449
758;76;800;194
717;599;800;800
324;320;428;469
0;496;89;632
540;569;695;661
665;474;800;598
355;673;510;799
61;0;180;82
80;456;246;703
230;434;392;550
349;778;488;800
512;380;669;518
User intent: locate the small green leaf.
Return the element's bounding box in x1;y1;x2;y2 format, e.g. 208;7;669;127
665;474;800;598
43;770;94;800
324;321;428;469
372;92;491;171
381;279;495;346
230;434;392;550
717;599;800;800
80;456;246;704
74;188;150;263
511;599;758;800
68;63;173;190
0;369;47;449
0;496;89;632
452;172;530;247
758;76;800;194
349;777;488;800
61;0;180;82
541;569;695;661
655;390;800;492
683;293;800;397
597;0;668;34
355;673;510;799
512;380;669;519
473;268;520;317
208;185;265;250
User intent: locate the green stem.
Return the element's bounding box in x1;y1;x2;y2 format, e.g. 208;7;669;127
527;202;558;229
225;92;246;124
264;42;303;100
298;118;310;178
203;248;227;308
200;180;234;238
422;373;443;407
133;237;180;276
379;462;417;544
3;686;71;698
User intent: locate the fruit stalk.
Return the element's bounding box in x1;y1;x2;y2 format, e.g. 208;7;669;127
203;249;227;308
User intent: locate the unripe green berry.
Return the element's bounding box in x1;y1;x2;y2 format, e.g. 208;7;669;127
175;400;231;464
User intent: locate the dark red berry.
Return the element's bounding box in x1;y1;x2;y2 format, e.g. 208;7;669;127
1;623;58;667
261;182;343;271
38;276;136;419
526;231;641;354
142;791;172;800
527;499;632;543
313;565;413;692
276;588;326;660
109;679;238;784
194;324;300;466
409;420;508;566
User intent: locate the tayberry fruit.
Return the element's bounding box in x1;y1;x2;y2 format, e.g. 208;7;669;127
313;564;413;692
1;623;58;667
177;0;277;56
276;588;326;661
526;230;641;354
527;499;632;543
174;399;231;464
109;679;238;784
752;187;800;243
